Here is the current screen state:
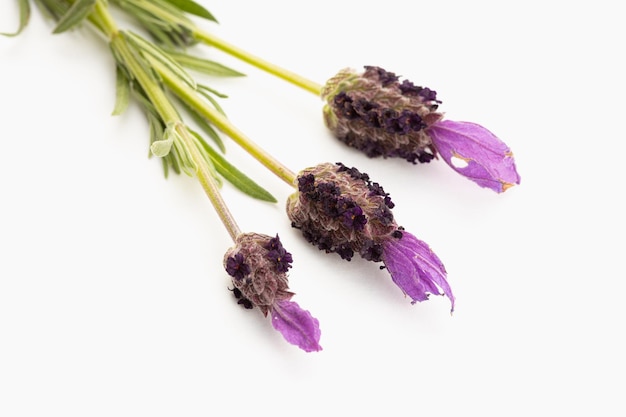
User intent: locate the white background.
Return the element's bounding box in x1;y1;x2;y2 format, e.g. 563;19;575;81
1;1;624;415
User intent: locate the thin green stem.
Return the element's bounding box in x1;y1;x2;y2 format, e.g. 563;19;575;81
193;29;323;97
90;0;118;38
111;33;180;122
176;126;242;240
151;58;298;187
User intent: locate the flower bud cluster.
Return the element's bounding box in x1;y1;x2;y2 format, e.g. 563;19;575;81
287;162;403;263
321;66;443;163
224;233;294;315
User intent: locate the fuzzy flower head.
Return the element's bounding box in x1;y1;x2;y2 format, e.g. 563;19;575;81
287;162;454;311
321;66;520;193
224;233;321;352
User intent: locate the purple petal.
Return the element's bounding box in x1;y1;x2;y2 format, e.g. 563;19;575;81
271;300;322;352
382;231;455;312
427;120;520;193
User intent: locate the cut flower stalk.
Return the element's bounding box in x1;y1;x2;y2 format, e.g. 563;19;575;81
200;35;522;193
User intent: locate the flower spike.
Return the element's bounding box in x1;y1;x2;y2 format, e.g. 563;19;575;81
287;162;454;311
224;233;322;352
321;66;520;192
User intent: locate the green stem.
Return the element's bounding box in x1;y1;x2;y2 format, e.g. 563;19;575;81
89;0;118;38
151;58;298;187
176;126;242;241
111;33;180;122
193;28;323;97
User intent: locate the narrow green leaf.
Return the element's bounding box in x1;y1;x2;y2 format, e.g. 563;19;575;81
166;50;245;77
52;0;97;34
161;0;217;22
198;123;224;153
176;98;226;152
197;86;227;116
197;83;228;99
147;26;177;50
1;0;30;37
161;158;170;178
32;0;58;20
112;67;131;115
164;146;183;177
147;114;164;151
125;30;197;90
191;131;277;202
134;87;161;121
116;1;169;28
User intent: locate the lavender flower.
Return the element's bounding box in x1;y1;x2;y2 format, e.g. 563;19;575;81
287;162;455;311
224;233;322;352
321;66;520;193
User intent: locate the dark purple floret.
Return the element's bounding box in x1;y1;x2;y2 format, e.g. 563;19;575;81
417;152;435;163
336;245;355;261
381;109;399;132
354;98;379;115
398;80;440;104
309;180;368;231
297;173;316;193
268;247;293;272
336;163;370;183
262;234;293;272
316;181;341;196
316;235;334;252
364;65;399;86
394;111;414;134
368;182;385;196
230;287;253;309
366;182;394;208
342;205;367;230
333;92;359;119
363;111;382;128
374;206;395;226
398;79;422;96
361;241;384;262
419;87;438;102
360;138;386;158
402;111;427;132
380;109;425;135
225;253;250;280
264;234;283;251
